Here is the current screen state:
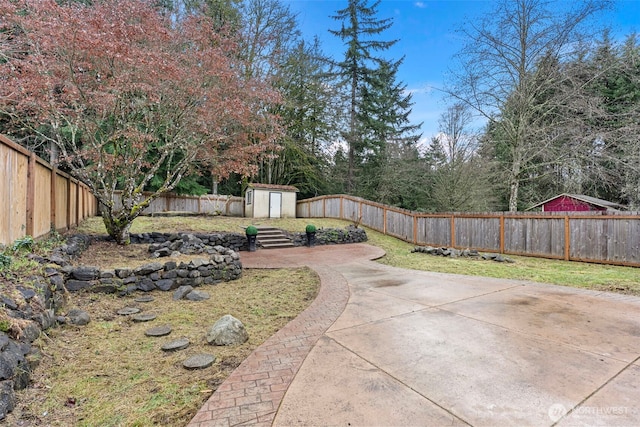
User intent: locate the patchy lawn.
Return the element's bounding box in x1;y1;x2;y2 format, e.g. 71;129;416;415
7;226;318;426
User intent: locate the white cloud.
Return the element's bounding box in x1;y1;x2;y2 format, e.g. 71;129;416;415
414;2;427;9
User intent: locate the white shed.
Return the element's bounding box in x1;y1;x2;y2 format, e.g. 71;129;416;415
244;183;299;218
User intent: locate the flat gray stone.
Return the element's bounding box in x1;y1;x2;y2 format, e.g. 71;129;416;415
117;307;140;315
145;325;172;337
172;285;193;300
183;354;216;370
161;338;190;352
186;290;210;301
132;313;157;322
134;296;155;303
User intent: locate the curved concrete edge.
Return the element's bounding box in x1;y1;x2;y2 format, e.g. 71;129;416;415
187;265;351;427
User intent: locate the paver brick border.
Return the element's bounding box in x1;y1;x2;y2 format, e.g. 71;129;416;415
187;265;349;427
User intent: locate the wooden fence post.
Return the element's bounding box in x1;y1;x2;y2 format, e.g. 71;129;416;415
75;182;80;226
25;152;36;237
413;214;418;244
383;207;387;235
450;214;455;248
500;214;505;254
50;167;57;232
66;179;72;230
564;215;570;261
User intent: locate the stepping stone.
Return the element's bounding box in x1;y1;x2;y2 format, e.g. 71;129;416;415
134;296;155;303
132;313;157;322
161;338;190;352
145;325;172;337
117;307;140;315
183;354;216;370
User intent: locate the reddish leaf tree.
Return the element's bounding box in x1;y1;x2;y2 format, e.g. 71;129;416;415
0;0;281;243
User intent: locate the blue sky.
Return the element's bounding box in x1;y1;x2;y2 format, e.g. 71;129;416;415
284;0;640;143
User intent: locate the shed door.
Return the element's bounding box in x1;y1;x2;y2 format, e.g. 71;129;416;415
269;192;282;218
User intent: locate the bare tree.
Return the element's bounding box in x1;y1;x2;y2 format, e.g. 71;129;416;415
430;104;494;211
447;0;611;211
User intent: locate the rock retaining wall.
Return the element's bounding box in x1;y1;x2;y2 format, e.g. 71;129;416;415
60;249;242;295
130;232;247;251
288;225;367;246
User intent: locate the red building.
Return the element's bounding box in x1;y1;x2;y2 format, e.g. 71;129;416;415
528;194;625;212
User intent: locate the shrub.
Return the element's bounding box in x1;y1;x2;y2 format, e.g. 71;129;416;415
11;235;34;253
245;225;258;236
0;253;11;270
305;224;316;233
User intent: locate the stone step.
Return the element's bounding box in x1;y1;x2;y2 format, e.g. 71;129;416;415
255;227;294;249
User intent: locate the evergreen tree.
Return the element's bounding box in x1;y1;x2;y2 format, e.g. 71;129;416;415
358;58;422;202
330;0;396;193
266;38;341;198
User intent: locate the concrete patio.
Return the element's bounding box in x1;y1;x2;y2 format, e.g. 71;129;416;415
189;244;640;426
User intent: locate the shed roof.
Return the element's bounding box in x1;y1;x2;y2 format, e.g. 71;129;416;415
527;193;625;211
248;183;299;192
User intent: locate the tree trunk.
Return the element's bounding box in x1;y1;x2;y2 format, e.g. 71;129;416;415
103;213;133;245
509;179;519;212
508;152;522;212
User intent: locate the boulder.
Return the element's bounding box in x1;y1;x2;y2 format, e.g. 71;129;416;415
70;266;99;281
0;380;15;420
67;308;90;326
206;315;248;346
186;290;210;301
172;285;193;301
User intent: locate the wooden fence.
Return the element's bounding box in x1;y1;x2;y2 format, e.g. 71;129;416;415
110;191;245;217
0;134;98;246
297;194;640;268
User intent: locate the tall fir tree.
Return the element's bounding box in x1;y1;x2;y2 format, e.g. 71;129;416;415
330;0;396;193
358;58;422;203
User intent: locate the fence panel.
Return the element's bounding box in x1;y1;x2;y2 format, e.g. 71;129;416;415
570;217;640;264
308;199;324;218
0;142;29;245
504;217;565;258
199;196;244;216
54;173;69;230
33;162;52;238
361;203;384;232
325;198;340;218
69;181;78;227
342;198;361;222
416;216;451;247
386;210;413;242
455;216;501;251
